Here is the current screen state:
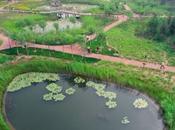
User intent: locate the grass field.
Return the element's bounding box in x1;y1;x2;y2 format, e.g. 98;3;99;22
0;53;13;64
4;0;49;10
105;19;175;65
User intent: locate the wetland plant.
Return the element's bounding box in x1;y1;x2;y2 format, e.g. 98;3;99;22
121;116;130;124
74;77;85;84
46;83;62;93
65;88;76;95
43;93;53;101
52;93;66;101
105;100;117;109
133;98;148;109
7;72;59;92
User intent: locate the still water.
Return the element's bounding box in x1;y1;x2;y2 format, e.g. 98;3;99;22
5;74;164;130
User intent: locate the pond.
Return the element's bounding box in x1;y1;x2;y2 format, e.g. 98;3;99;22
25;19;82;34
5;74;164;130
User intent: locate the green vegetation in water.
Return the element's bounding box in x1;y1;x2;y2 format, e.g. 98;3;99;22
46;83;62;93
121;116;130;125
74;76;86;84
105;100;117;109
43;93;53;101
65;87;76;95
52;93;66;101
86;81;117;109
43;83;66;102
1;14;110;45
133;98;148;109
7;72;59;92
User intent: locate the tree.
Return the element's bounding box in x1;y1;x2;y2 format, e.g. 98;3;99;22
38;21;47;32
53;22;59;32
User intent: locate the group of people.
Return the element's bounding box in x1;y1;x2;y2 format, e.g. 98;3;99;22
142;62;166;71
87;46;100;54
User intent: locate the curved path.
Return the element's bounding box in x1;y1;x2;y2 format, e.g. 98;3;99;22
0;15;175;72
1;33;175;73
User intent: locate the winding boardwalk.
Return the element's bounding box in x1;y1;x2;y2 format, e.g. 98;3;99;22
0;14;175;73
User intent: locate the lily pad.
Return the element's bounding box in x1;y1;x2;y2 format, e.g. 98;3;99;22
105;100;117;109
43;93;53;101
46;83;62;93
74;77;85;84
53;93;66;101
133;98;148;109
65;88;76;95
121;116;130;124
7;72;59;92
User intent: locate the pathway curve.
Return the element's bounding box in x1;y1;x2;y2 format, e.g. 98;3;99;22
0;14;175;72
26;43;175;73
1;33;175;73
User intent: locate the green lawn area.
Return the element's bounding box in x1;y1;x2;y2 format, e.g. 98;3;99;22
105;19;175;65
0;53;13;64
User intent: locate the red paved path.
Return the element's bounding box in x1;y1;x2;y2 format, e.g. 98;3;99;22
0;15;175;73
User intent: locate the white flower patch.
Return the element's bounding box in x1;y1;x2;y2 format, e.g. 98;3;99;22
133;98;148;109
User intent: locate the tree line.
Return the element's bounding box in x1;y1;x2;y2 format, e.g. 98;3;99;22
137;16;175;46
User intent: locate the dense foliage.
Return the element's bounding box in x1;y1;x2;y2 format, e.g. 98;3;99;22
7;72;59;92
127;0;171;15
137;16;175;46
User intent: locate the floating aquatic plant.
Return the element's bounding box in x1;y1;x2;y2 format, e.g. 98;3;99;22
133;98;148;109
43;93;53;101
96;90;105;97
7;72;59;92
86;81;117;109
105;100;117;109
86;81;106;91
121;116;130;124
52;93;66;101
103;91;117;100
65;88;76;95
46;83;62;93
74;77;85;84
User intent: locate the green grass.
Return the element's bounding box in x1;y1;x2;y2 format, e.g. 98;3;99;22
0;57;175;129
5;0;49;10
0;47;100;63
0;40;2;46
0;53;13;64
105;19;175;65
